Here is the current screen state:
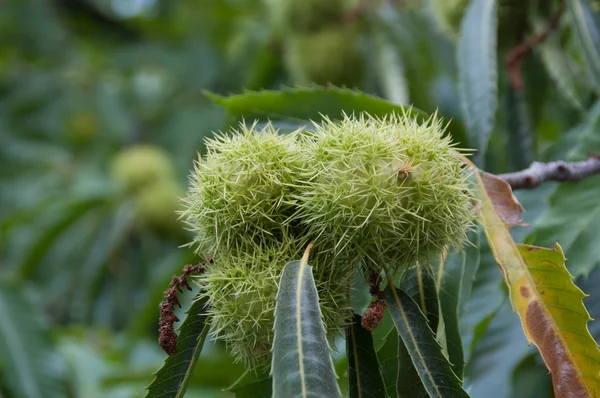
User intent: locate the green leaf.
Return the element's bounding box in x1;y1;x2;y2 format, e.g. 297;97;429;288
534;15;585;110
504;85;533;170
510;354;553;398
272;259;341;398
385;286;470;398
400;266;440;331
465;301;531;398
346;313;387;398
577;266;600;340
372;27;409;105
376;327;399;398
396;266;443;398
458;0;497;163
0;282;66;398
437;232;481;379
16;196;108;279
70;203;134;322
205;86;428;124
226;369;271;398
459;236;504;363
568;0;600;94
527;175;600;277
145;296;211;398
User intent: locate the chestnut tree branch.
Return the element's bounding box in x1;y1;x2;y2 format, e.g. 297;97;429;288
506;1;564;89
498;156;600;190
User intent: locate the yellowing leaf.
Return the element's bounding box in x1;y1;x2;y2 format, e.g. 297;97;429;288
469;164;600;398
514;244;600;398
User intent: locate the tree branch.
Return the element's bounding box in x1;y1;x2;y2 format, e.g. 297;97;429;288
506;1;564;89
498;156;600;190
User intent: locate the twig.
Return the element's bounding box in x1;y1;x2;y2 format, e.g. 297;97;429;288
159;257;211;355
506;2;564;89
499;156;600;190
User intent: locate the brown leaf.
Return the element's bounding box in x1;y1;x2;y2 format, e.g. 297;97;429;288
481;171;526;227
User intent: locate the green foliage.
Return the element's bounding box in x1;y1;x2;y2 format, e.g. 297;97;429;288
437;232;481;379
269;0;351;33
226;370;272;398
465;301;531;398
0;283;66;398
268;0;365;87
569;0;600;94
205;86;428;124
396;266;441;398
5;0;600;397
146;297;211;398
284;26;365;87
346;314;386;398
272;260;341;398
385;286;469;398
431;0;470;37
527;175;600;277
458;0;498;162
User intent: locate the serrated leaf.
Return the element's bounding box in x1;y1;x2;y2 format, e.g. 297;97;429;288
0;282;66;398
385;286;470;398
205;86;428;124
272;259;341;398
226;369;271;398
568;0;600;94
438;232;481;379
470;165;600;398
346;313;387;398
145;296;211;398
514;244;600;397
458;0;497;163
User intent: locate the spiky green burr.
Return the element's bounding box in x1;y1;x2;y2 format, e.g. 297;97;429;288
267;0;352;34
199;242;351;370
296;113;474;274
182;114;474;370
110;145;175;194
284;25;365;87
181;123;304;253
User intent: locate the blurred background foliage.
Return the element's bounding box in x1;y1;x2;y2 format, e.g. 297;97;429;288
1;0;599;397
